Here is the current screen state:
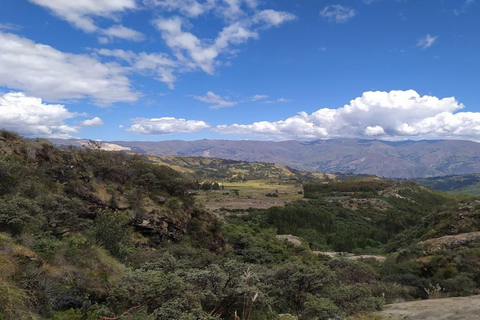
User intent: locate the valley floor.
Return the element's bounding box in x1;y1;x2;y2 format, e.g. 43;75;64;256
376;295;480;320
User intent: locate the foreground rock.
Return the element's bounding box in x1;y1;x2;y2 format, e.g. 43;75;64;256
376;295;480;320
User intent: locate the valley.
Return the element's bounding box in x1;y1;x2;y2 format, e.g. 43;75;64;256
5;1;480;319
50;138;480;179
2;131;480;320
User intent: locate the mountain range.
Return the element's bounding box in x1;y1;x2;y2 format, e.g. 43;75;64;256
49;138;480;178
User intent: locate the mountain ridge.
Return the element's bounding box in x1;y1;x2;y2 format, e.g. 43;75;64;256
49;138;480;178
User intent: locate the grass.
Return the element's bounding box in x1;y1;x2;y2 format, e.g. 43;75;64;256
223;180;301;192
196;180;304;211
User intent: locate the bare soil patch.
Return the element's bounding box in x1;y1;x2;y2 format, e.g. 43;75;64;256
376;295;480;320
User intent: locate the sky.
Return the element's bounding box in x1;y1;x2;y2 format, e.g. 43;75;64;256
0;0;479;142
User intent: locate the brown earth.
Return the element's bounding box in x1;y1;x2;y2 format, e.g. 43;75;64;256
376;295;480;320
204;196;299;211
419;232;480;254
313;251;386;262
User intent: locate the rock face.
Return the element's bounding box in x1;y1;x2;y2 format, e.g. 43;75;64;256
276;234;303;246
50;138;480;178
419;232;480;254
376;295;480;320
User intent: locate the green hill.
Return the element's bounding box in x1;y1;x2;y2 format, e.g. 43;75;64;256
3;131;480;320
147;155;333;183
414;173;480;196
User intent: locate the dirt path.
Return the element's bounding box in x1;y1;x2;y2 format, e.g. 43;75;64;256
376;295;480;320
312;251;386;262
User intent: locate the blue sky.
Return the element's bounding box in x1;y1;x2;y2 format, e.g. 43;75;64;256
0;0;479;141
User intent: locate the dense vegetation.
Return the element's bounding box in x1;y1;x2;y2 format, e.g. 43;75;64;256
414;173;480;196
150;156;341;186
2;131;480;319
237;179;480;304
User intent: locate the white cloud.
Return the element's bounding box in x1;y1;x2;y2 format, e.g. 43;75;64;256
101;25;146;42
262;97;292;104
98;36;110;44
144;0;263;21
454;0;475;15
417;34;438;49
95;48;178;89
155;17;216;74
29;0;137;33
216;90;480;141
81;117;104;126
151;3;295;75
28;0;295;93
155;17;261;74
127;117;210;134
29;0;144;42
194;91;237;109
320;5;356;23
0;23;21;31
0;92;78;138
252;94;268;101
0;32;138;105
252;9;296;27
95;48;137;63
144;0;216;18
364;125;385;136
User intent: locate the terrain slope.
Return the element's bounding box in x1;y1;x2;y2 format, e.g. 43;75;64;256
50;138;480;178
377;295;480;320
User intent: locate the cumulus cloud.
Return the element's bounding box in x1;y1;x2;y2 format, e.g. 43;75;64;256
194;91;237;109
417;34;438;49
0;92;79;138
252;9;296;27
216;90;480;141
101;25;146;42
144;0;216;18
320;5;356;23
26;0;295;92
151;3;295;75
0;32;138;105
96;48;177;89
155;17;260;74
127;117;210;135
147;0;261;21
29;0;144;42
29;0;137;33
95;6;292;87
80;117;104;126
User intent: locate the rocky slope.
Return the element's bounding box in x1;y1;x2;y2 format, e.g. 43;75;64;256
377;295;480;320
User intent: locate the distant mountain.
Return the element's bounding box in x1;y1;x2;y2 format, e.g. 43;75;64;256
49;138;480;178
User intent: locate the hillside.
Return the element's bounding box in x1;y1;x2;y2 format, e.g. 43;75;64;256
147;155;330;182
50;138;480;178
376;295;480;319
414;173;480;196
4;131;480;319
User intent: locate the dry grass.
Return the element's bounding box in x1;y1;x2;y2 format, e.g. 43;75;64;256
197;180;304;211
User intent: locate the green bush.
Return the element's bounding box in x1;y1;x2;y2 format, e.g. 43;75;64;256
301;294;341;320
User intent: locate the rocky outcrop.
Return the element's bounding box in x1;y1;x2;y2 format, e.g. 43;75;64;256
418;232;480;254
